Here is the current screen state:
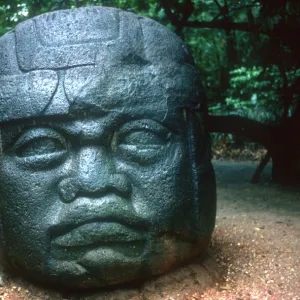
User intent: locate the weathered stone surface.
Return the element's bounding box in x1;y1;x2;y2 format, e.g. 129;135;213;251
0;6;216;289
0;71;57;122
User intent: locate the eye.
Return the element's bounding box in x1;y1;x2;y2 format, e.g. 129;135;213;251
121;130;165;147
114;120;171;165
16;137;66;157
13;128;68;169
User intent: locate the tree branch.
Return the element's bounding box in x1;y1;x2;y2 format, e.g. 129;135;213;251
213;0;223;11
184;19;261;32
181;19;299;37
207;114;277;148
159;0;299;38
213;4;260;21
158;0;181;28
158;0;194;38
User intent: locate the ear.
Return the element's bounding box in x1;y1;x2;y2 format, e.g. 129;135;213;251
0;128;2;155
0;216;7;269
184;109;216;237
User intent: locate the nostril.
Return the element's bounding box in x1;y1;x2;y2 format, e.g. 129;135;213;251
110;174;132;198
58;174;132;203
76;174;132;198
58;177;80;203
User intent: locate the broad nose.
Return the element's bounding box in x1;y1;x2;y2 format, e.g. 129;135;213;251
58;146;132;203
78;146;113;191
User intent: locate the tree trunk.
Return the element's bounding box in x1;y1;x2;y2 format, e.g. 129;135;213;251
271;153;300;184
251;151;271;183
269;117;300;184
208;114;300;184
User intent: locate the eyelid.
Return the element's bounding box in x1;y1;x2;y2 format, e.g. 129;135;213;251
13;128;67;152
118;119;171;139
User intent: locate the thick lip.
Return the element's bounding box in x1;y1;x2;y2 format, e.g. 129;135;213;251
51;221;146;248
49;196;150;244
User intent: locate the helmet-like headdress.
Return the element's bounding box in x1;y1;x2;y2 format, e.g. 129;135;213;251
0;6;204;123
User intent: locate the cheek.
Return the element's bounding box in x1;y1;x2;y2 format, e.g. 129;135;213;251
0;159;64;264
115;145;194;225
0;158;62;229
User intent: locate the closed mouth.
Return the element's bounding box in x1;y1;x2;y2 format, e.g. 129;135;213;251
51;221;146;248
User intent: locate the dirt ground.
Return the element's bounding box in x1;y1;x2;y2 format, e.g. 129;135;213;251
0;161;299;300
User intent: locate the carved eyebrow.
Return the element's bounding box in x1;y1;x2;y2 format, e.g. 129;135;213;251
43;120;117;147
119;119;172;136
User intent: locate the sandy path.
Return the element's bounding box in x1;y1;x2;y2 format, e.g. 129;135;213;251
1;161;299;299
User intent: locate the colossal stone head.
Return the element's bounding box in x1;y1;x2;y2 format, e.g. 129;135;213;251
0;6;216;289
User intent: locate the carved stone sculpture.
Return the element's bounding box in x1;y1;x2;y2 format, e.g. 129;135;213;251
0;6;216;289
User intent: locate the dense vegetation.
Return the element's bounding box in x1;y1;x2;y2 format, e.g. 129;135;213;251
1;0;300;183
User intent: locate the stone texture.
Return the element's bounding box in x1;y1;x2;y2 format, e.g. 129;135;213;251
0;6;216;290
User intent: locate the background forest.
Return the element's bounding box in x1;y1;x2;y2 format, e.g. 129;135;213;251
0;0;300;183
